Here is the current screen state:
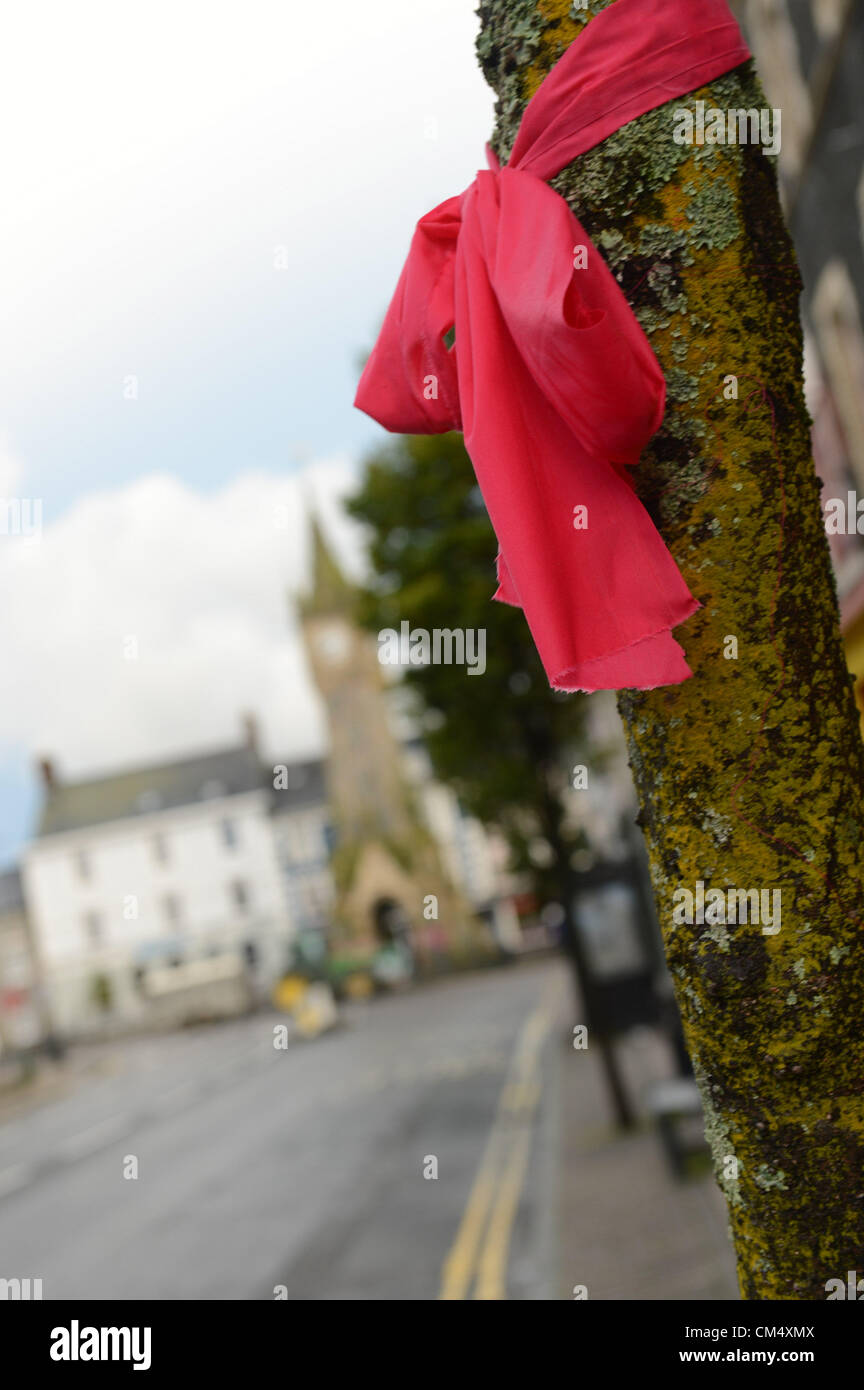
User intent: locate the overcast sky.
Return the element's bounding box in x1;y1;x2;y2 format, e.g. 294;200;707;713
0;0;496;861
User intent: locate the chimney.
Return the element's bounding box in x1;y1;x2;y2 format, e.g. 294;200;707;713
241;712;259;756
37;756;58;791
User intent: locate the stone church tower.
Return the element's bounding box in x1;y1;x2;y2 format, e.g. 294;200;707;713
299;515;477;961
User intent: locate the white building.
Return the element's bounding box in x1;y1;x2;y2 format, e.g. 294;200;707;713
401;741;521;948
0;868;45;1054
268;756;334;932
21;722;293;1035
20;718;518;1037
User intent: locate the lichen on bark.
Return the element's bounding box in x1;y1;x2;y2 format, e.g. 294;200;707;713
477;0;864;1299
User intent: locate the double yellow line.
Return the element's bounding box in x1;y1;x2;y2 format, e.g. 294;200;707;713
439;978;562;1300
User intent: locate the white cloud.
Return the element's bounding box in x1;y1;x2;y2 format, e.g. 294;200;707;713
0;456;364;780
0;0;494;840
0;0;494;415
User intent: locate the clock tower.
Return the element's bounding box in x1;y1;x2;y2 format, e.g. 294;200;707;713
299;513;476;960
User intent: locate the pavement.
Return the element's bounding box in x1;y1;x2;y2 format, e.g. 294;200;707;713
549;1004;739;1300
0;955;739;1300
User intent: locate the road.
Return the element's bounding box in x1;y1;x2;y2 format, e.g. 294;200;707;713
0;957;564;1300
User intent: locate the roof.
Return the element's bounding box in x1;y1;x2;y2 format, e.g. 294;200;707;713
270;757;327;813
36;744;268;838
35;742;333;839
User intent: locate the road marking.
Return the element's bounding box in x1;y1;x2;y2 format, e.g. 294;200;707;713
474;1125;534;1300
439;975;563;1300
439;1119;510;1300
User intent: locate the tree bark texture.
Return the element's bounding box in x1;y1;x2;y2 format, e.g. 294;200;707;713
477;0;864;1299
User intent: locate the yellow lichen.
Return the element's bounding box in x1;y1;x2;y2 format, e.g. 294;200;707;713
478;0;864;1300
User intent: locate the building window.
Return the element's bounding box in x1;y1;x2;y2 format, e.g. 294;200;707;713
84;910;102;947
153;834;169;865
221;818;238;849
75;849;91;882
162;893;182;927
230;880;251;912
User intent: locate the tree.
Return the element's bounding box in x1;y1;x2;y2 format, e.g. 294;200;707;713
347;432;585;872
472;0;864;1299
348;434;642;1126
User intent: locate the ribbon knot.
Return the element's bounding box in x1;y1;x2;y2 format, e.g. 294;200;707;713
355;0;750;691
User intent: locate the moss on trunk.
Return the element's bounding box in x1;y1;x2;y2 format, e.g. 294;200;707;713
477;0;864;1299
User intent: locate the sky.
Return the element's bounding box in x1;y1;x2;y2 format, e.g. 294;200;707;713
0;0;496;862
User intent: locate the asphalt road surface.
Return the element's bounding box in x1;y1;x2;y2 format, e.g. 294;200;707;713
0;957;564;1300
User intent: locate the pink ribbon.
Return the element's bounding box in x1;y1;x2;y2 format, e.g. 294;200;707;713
355;0;751;691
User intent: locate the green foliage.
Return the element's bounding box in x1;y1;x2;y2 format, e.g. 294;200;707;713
346;430;589;891
89;972;113;1013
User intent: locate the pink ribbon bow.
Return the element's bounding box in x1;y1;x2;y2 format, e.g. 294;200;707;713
355;0;750;691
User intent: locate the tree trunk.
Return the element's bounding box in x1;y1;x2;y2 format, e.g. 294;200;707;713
477;0;864;1299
